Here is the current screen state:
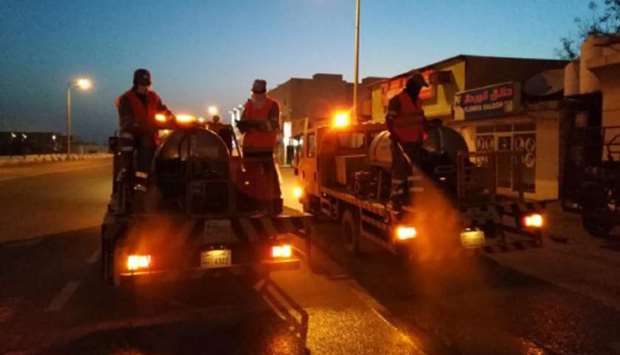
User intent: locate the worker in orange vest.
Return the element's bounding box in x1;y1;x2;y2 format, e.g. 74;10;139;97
237;79;282;213
386;72;429;211
116;68;174;192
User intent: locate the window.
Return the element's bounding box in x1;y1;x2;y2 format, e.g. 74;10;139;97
337;132;365;149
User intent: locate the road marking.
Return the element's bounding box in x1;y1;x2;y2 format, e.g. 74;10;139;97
86;249;100;264
46;281;80;312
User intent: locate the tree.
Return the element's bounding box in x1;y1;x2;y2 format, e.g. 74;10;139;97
556;0;620;59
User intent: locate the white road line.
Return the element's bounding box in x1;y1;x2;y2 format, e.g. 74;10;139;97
46;281;80;312
86;248;100;264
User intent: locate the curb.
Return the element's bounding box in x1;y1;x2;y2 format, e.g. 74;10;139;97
0;153;112;167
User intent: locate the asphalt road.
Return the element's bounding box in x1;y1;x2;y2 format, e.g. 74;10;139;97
1;160;620;354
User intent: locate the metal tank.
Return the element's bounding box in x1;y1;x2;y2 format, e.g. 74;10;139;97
154;129;231;213
368;125;469;171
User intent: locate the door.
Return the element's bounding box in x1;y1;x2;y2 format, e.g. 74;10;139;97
496;134;513;191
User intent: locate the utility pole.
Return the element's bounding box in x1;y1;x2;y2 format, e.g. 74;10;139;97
66;85;72;156
353;0;361;122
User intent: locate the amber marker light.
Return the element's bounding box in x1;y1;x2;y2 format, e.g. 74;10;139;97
272;244;292;258
127;255;151;271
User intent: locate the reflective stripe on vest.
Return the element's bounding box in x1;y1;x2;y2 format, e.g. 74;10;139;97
393;92;425;142
242;98;278;151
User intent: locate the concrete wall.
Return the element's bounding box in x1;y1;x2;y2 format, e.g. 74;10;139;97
0;153;111;167
532;112;560;200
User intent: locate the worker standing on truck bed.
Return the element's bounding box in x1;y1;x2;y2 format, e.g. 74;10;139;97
237;79;282;212
385;72;429;211
116;68;174;192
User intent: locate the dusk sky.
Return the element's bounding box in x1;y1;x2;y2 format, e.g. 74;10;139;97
0;0;592;142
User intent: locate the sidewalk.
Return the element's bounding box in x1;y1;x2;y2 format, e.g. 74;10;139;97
490;201;620;310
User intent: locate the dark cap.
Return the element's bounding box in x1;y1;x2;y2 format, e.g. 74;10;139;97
133;68;152;86
252;79;267;93
406;72;429;89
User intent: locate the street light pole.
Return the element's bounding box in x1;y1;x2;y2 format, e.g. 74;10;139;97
353;0;361;122
66;84;72;156
65;77;92;157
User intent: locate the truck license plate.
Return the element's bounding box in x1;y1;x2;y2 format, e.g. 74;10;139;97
460;229;486;249
201;249;231;268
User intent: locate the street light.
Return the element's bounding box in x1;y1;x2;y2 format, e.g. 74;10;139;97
352;0;361;123
207;105;218;116
66;77;93;156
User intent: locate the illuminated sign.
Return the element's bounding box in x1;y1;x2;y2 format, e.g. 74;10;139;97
455;82;521;120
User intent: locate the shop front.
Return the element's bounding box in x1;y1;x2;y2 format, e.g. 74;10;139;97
452;82;561;201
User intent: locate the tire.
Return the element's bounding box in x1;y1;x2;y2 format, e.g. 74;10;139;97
341;209;361;255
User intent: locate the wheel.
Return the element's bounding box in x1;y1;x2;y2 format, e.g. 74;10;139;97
341;209;361;255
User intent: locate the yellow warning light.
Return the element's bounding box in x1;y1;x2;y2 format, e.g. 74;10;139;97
176;114;196;125
332;111;351;128
155;113;167;123
293;185;304;199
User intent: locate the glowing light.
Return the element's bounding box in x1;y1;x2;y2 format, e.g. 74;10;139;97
524;213;544;228
395;225;417;241
75;78;92;90
197;117;206;124
155;113;167;123
293;186;304;199
207;105;218;116
127;255;151;271
272;244;292;258
175;114;196;124
332;111;351;128
460;228;486;248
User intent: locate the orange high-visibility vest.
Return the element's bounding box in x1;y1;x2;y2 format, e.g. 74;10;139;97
118;89;161;128
242;98;278;152
393;92;426;142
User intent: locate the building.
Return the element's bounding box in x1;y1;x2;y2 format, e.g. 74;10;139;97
269;73;384;164
370;55;568;123
565;35;620;156
560;34;620;204
370;55;569;200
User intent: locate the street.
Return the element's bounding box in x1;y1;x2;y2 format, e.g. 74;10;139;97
1;160;620;354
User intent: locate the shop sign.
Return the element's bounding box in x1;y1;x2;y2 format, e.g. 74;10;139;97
455;82;520;120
